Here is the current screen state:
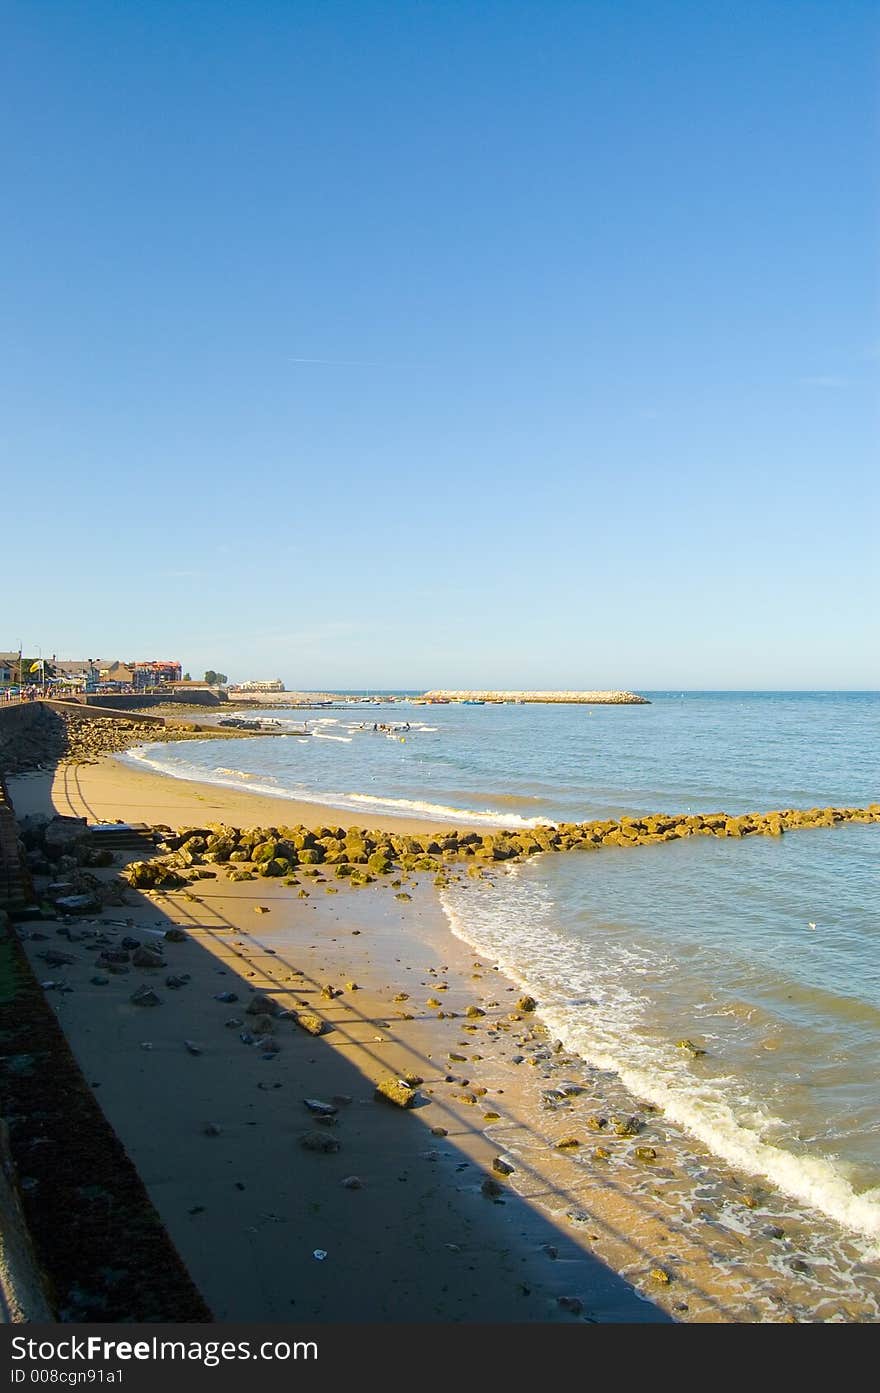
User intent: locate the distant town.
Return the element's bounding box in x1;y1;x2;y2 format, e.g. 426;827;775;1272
0;652;284;699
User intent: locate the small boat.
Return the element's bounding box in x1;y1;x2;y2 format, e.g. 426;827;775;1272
462;700;485;705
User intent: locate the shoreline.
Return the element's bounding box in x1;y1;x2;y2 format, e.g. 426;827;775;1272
7;755;880;1322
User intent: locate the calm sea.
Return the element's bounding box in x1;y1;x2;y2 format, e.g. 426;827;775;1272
123;692;880;1313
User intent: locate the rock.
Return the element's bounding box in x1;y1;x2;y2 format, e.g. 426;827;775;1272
341;1176;363;1189
130;986;162;1007
634;1146;657;1162
592;1147;611;1161
481;1177;504;1198
492;1156;515;1176
612;1115;643;1137
303;1099;338;1117
132;946;165;969
466;1006;486;1018
555;1135;581;1150
300;1131;341;1153
517;995;537;1012
374;1077;417;1108
184;1040;203;1055
203;1123;222;1137
557;1296;583;1315
165;975;188;989
90;975;110;986
246;994;281;1017
214;991;239;1003
291;1011;326;1037
431;1126;448;1137
38;950;76;967
676;1038;707;1058
54;894;100;915
254;906;270;914
165;927;187;942
762;1225;785;1240
649;1267;671;1285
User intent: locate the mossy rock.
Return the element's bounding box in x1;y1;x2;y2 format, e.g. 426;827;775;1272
374;1077;416;1108
367;852;392;874
297;848;324;864
252;841;279;863
228;850;250;863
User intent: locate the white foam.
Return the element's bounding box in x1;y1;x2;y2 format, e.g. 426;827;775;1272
439;876;880;1251
345;792;556;829
312;732;352;743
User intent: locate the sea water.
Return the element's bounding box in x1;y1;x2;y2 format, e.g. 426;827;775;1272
123;692;879;1313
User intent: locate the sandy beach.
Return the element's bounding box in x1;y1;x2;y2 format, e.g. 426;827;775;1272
7;752;861;1324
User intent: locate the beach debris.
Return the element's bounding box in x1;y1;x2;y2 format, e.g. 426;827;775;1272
344;981;359;992
516;995;537;1012
320;984;342;1000
481;1177;504;1198
202;1123;222;1137
634;1146;657;1163
341;1176;362;1189
254;906;270;914
184;1040;204;1056
164;927;187;942
676;1038;707;1058
374;1077;417;1109
300;1131;340;1153
313;1250;328;1261
130;986;162;1007
132;946;166;969
291;1011;327;1037
492;1156;515;1176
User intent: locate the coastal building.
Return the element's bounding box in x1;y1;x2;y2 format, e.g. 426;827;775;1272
129;660;183;689
228;679;285;692
0;653;20;689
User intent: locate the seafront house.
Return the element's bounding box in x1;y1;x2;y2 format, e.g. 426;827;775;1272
0;653;19;690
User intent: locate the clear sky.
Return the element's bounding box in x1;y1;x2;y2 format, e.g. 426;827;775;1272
2;1;877;690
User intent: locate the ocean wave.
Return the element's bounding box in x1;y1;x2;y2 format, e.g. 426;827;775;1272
344;793;556;828
312;732;352;743
439;879;880;1250
118;747;552;828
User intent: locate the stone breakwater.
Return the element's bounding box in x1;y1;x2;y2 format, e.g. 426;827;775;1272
421;690;649;705
116;803;880;894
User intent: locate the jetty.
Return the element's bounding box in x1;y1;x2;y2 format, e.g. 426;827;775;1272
420;690;650;705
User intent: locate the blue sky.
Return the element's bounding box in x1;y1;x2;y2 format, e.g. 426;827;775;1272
2;1;877;689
